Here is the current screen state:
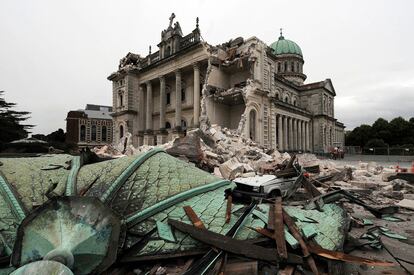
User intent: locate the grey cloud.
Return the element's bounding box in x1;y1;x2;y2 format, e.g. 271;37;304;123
0;0;413;134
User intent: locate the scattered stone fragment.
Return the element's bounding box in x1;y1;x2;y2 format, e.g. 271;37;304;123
397;199;414;210
219;158;245;180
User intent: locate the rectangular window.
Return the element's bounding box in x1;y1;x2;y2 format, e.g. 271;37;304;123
181;89;186;102
166;92;171;105
91;125;97;141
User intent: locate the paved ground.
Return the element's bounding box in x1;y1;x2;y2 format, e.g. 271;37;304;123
320;155;413;170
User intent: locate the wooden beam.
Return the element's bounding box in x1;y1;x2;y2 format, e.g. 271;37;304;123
274;196;287;260
268;204;275;231
225;195;232;223
302;177;321;197
183;206;206;229
168;219;303;265
282;209;319;275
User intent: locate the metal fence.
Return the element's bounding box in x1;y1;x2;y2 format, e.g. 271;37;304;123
344;146;414;156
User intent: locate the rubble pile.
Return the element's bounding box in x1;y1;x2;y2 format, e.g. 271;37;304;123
2;131;414;274
92;124;291;180
86;126;414;273
196;125;290;179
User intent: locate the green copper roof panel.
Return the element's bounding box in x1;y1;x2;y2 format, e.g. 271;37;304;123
131;190;347;258
0;194;20;257
0;154;74;211
109;151;218;217
77;155;137;197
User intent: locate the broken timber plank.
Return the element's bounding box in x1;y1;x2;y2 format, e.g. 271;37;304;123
274;196;287;260
168;219;303;265
250;227;299;249
302;177;321;197
308;243;395;267
283;209;319;275
285;154;296;170
225;195;232;223
268;204;275;231
182;203;257;275
183;206;206;229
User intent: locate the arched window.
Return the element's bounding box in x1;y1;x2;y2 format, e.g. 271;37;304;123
284;96;289;103
284;61;288;72
291;62;295;72
276;93;280;100
181;119;187;130
80;125;86;141
119;125;124;139
91;125;97;141
277;62;281;73
102;126;107;142
249;109;256;141
292;99;296;106
165;122;171;129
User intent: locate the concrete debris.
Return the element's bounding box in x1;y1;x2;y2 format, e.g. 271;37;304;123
219;157;245;180
397;199;414;210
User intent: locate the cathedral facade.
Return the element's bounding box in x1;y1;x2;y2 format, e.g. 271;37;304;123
108;14;345;153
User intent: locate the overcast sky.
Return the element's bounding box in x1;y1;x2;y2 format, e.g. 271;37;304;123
1;0;413;134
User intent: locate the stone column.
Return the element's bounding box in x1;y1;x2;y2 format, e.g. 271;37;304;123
306;122;310;151
288;117;293;151
293;119;297;151
278;114;283;151
298;120;305;151
144;81;154;145
283;116;288;151
193;63;200;128
157;76;168;145
175;70;182;131
145;81;153;131
301;121;306;151
138;85;145;146
172;70;184;139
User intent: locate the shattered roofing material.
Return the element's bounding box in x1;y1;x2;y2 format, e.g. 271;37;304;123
0;150;349;273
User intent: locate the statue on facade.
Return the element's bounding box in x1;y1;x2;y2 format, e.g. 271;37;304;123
168;13;175;29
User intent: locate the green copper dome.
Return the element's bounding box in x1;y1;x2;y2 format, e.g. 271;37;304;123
270;34;303;57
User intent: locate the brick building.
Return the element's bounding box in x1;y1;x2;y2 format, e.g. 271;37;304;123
66;104;113;148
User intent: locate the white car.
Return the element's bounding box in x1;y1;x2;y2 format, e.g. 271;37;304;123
232;174;303;199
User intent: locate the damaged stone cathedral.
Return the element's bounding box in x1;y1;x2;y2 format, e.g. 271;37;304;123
108;14;345;153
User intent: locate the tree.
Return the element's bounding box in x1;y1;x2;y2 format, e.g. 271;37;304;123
46;128;66;143
0;91;33;144
345;116;414;147
389;117;411;145
345;124;372;146
365;138;387;148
